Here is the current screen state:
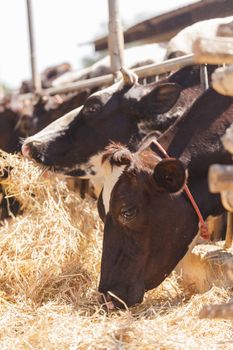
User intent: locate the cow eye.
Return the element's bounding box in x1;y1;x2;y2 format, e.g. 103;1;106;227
83;102;102;115
120;206;137;222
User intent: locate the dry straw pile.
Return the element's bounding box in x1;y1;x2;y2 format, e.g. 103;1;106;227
0;150;232;349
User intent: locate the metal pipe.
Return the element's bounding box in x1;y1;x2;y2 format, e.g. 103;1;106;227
200;64;209;90
134;53;195;78
22;50;233;98
26;0;41;93
108;0;124;77
44;54;196;95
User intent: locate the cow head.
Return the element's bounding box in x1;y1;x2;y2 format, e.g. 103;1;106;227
98;142;198;308
22;70;181;185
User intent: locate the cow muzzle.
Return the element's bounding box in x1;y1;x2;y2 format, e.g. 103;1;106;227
99;282;145;309
22;140;44;162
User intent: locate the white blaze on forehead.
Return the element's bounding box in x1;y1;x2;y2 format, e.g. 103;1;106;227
101;160;126;214
85;152;126;211
24;106;82;145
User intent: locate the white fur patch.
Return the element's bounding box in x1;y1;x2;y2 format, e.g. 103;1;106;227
102;163;126;214
86;153;106;196
85;152;126;209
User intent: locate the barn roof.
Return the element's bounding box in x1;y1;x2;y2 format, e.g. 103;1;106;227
94;0;233;51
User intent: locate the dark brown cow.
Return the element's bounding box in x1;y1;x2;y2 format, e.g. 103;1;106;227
97;87;233;308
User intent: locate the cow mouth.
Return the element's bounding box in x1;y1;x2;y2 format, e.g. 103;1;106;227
100;291;129;310
24;158;95;179
22;142;98;179
99;283;145;310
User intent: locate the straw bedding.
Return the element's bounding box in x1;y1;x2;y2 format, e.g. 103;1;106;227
0;150;232;349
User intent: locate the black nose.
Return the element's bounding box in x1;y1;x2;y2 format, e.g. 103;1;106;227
21;141;42;162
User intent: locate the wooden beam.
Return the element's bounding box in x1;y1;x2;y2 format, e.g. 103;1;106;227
193;37;233;65
212;65;233;97
209;164;233;193
209;165;233;212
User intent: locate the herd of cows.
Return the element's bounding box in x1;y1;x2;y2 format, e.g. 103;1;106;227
1;16;233;309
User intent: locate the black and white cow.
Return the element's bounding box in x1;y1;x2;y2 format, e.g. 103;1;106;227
22;65;211;194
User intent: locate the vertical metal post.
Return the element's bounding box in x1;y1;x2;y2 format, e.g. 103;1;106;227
26;0;41;93
108;0;125;79
200;64;209;91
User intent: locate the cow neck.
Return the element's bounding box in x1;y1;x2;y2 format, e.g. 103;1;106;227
150;139;210;240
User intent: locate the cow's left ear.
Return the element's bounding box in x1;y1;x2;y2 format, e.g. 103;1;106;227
140;83;181;115
153;158;186;193
102;143;133;167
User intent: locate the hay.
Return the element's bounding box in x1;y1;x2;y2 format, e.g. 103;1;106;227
0;150;232;349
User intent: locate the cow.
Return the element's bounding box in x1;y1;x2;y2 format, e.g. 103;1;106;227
21;65;215;195
97;87;233;308
0;90;90;219
165;16;233;59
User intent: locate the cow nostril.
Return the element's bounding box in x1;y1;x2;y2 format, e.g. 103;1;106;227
22;141;42;162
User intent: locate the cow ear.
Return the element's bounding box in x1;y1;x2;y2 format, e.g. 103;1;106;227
141;83;181;114
153;158;186;193
102;143;132;167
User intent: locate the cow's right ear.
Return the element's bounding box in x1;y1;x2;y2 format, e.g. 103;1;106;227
153;158;186;193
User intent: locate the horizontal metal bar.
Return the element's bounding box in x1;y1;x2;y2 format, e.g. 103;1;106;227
46;73;114;95
33;54;196;96
19;50;233;98
134;54;195;78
